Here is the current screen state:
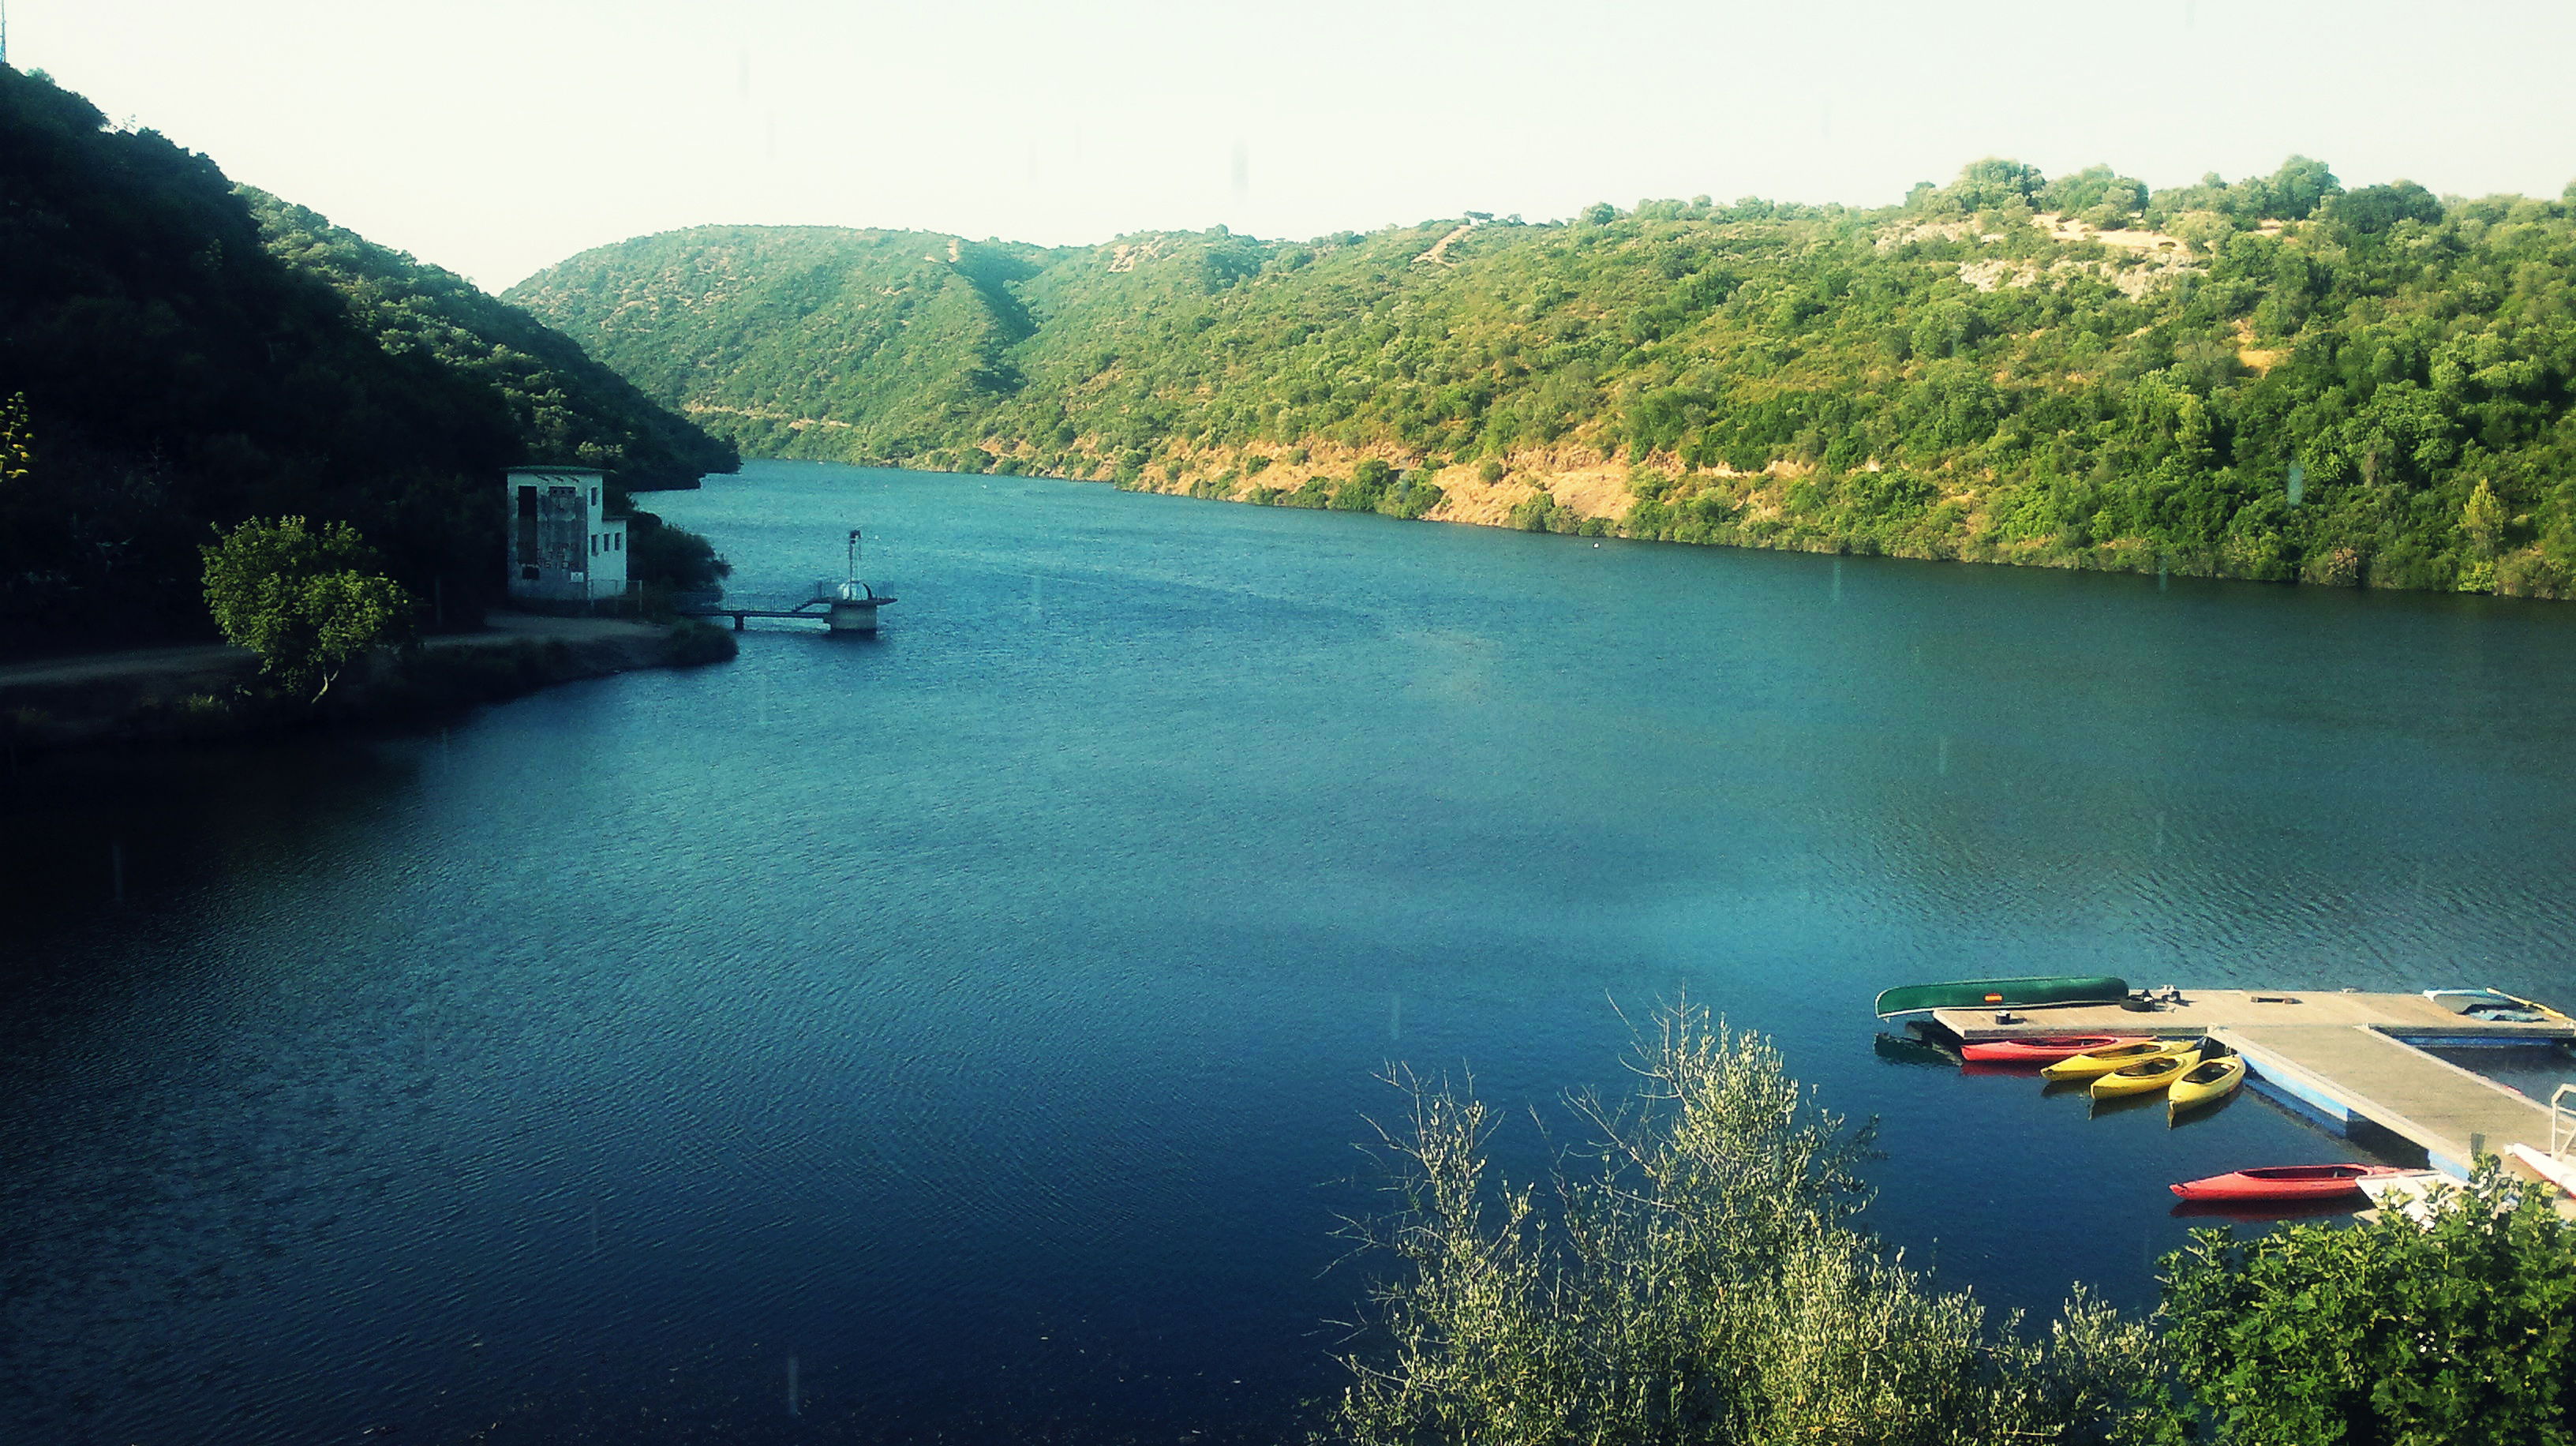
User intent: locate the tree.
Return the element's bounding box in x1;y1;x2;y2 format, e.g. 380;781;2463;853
2260;155;2342;220
1376;469;1444;520
2152;1163;2576;1445
2462;479;2509;560
1331;457;1392;511
1941;157;2044;212
1331;1004;2159;1445
200;516;415;702
2329;181;2444;235
626;510;733;592
2039;164;2149;218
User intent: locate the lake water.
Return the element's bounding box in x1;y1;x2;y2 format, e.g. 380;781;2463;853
6;460;2576;1444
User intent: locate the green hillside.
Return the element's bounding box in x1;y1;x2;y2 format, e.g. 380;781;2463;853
503;227;1057;462
511;158;2576;599
0;65;733;653
242;191;738;494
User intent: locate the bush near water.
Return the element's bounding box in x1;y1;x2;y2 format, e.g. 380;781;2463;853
515;158;2576;598
2148;1160;2576;1446
1331;1004;2576;1445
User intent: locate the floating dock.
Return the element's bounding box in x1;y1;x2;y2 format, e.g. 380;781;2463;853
1932;991;2574;1178
1933;990;2574;1046
2214;1025;2555;1178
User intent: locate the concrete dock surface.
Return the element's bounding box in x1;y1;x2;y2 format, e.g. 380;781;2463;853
1930;989;2574;1184
1932;989;2574;1044
2215;1024;2555;1177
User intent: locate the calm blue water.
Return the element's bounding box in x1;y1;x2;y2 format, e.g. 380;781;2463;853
6;459;2576;1443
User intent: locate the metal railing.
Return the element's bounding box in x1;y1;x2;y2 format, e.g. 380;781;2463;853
2551;1083;2574;1160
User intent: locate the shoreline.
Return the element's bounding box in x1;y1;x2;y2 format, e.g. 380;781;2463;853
796;444;2568;601
0;612;736;759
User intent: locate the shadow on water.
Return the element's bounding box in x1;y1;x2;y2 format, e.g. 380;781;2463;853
0;736;420;972
2167;1196;2364;1224
1872;1029;1961;1068
2085;1088;2171;1122
2165;1093;2241;1130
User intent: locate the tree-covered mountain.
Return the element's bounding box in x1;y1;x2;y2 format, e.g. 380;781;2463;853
0;65;734;653
502;227;1054;463
511;157;2576;600
242;190;738;494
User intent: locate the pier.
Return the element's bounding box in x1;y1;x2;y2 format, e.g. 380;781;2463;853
1933;991;2575;1178
2212;1025;2553;1177
680;532;896;635
680;594;892;633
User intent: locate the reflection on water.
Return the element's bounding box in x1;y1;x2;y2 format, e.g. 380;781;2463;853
0;738;424;956
2167;1197;2364;1224
6;460;2576;1442
1871;1030;1962;1069
2165;1092;2243;1131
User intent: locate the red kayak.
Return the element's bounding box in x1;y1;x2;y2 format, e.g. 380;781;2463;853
1959;1036;2149;1064
2170;1164;2413;1202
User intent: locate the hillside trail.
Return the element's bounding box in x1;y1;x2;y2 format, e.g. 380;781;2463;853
1413;221;1479;265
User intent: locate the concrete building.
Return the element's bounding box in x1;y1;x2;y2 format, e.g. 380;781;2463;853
506;466;628;605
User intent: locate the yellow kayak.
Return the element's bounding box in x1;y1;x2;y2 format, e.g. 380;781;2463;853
2167;1054;2246;1114
2090;1047;2205;1099
2040;1038;2196;1081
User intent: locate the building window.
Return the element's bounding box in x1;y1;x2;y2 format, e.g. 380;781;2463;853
612;533;623;551
590;535;599;556
590;487;600;508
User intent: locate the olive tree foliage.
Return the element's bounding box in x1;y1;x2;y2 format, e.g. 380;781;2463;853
2150;1163;2576;1446
200;516;415;702
1329;1005;2159;1446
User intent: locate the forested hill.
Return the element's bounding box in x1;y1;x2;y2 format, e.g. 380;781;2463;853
242;192;739;495
511;159;2576;599
0;65;735;652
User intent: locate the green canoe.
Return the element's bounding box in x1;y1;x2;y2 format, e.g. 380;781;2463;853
1874;976;2129;1018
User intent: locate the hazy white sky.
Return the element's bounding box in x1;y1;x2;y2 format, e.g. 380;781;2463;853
17;1;2576;290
